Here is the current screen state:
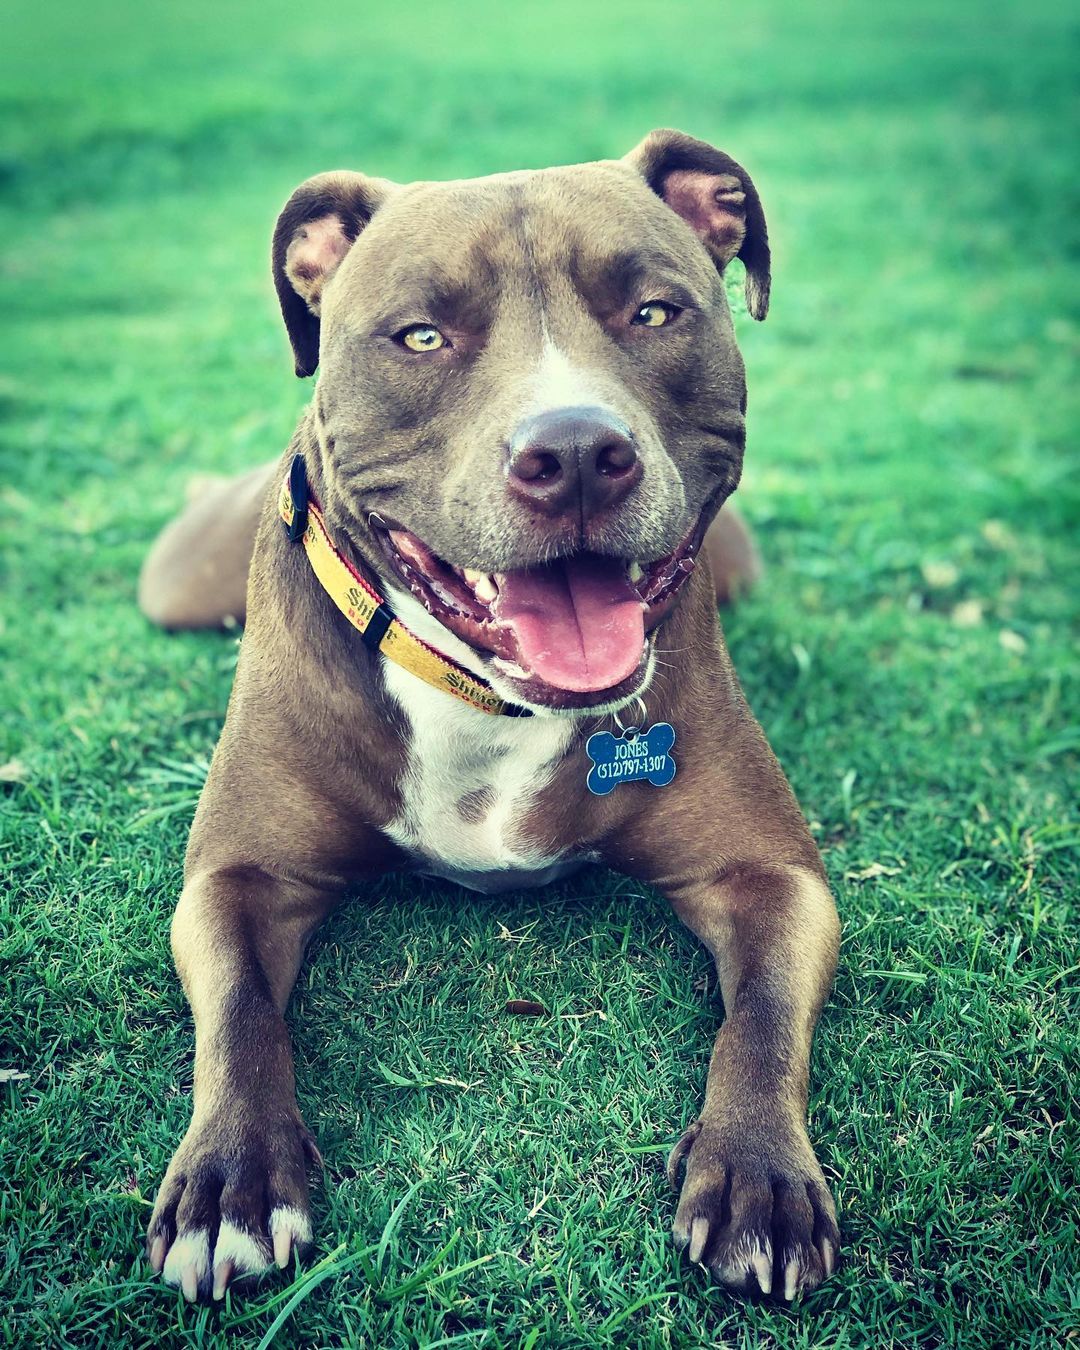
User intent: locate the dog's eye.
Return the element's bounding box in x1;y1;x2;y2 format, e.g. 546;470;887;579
632;301;679;328
398;325;447;352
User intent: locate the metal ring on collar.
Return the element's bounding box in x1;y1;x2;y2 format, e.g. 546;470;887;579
613;696;648;738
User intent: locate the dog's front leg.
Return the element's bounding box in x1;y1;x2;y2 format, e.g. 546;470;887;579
665;861;841;1299
146;865;337;1301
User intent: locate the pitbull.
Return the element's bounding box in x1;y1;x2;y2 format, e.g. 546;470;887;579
138;128;840;1304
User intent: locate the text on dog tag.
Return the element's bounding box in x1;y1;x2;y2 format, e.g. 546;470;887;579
585;722;676;795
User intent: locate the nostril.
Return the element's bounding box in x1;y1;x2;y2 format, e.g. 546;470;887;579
512;450;562;483
532;452;562;482
596;441;638;477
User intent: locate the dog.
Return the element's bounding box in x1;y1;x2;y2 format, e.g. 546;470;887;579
139;128;840;1304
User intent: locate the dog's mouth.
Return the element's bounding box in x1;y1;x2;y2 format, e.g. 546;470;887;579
373;518;703;701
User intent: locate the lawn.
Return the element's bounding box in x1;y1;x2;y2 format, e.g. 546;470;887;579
1;1;1077;1346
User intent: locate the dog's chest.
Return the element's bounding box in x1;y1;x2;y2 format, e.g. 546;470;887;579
381;667;582;892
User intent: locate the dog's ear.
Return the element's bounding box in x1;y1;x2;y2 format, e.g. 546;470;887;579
272;171;396;377
624;129;771;320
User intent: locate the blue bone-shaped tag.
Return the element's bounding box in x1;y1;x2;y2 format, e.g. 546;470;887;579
585;722;676;796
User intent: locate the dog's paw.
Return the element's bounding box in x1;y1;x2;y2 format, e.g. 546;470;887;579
668;1118;839;1300
147;1110;319;1302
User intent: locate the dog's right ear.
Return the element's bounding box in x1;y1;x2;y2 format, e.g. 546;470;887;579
272;171;396;377
625;129;771;321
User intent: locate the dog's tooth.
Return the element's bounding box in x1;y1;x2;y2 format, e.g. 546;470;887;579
462;568;497;602
628;561;645;583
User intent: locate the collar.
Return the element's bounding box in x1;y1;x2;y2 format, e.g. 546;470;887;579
279;456;531;717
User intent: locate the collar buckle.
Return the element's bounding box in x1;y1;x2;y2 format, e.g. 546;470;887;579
285;453;309;541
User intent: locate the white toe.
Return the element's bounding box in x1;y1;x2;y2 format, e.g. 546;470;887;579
162;1229;209;1293
213;1221;273;1278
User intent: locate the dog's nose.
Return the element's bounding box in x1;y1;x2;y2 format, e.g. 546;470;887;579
506;407;641;519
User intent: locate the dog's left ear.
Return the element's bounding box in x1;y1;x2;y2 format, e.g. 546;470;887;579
272;170;397;377
625;128;771;320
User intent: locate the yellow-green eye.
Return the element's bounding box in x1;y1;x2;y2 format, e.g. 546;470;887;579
400;325;446;352
633;301;677;328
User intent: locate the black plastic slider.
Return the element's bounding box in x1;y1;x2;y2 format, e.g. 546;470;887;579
285;453;309;541
359;603;394;651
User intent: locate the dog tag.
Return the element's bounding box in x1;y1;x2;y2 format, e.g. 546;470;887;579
585;722;676;796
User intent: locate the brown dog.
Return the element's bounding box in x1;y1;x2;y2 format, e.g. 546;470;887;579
140;129;839;1304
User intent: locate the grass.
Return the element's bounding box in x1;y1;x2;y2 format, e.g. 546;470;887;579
1;0;1077;1345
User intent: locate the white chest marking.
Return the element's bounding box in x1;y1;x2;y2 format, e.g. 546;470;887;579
380;585;577;890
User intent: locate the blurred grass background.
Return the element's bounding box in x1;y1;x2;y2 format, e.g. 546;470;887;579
1;1;1077;1346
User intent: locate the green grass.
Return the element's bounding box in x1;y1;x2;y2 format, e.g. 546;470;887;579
1;0;1077;1346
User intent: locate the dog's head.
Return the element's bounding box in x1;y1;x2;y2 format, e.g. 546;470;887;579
272;129;770;713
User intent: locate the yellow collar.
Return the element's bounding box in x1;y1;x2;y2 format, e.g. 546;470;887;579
278;456;529;717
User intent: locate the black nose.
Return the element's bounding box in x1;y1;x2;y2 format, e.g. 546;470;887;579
506;406;641;520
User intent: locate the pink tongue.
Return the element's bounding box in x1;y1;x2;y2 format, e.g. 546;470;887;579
493;555;646;693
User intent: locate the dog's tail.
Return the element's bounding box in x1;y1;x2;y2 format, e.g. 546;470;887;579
138;460;276;630
704;504;762;606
